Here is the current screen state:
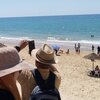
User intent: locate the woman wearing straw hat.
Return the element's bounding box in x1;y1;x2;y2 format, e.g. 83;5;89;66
0;46;33;100
18;43;61;100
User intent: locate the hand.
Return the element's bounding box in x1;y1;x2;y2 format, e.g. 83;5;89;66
19;40;28;50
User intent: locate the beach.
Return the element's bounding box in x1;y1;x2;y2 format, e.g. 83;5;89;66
0;14;100;100
0;39;100;100
12;41;100;100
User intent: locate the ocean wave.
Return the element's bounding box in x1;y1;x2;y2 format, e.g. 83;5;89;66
0;36;100;46
47;37;100;45
0;36;30;40
0;36;32;45
79;40;100;44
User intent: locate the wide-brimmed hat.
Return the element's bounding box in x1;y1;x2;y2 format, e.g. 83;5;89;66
32;44;57;65
0;46;33;77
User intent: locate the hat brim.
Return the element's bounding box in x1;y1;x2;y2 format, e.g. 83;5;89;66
32;49;57;65
0;60;33;77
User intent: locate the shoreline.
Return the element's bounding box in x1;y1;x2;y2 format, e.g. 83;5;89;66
0;38;99;52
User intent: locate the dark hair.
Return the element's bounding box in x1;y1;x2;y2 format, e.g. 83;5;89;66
0;89;15;100
35;60;51;69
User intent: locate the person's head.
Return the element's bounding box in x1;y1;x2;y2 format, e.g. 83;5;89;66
32;44;57;69
95;65;99;70
0;46;32;78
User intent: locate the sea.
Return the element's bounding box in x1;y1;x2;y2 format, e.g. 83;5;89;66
0;14;100;50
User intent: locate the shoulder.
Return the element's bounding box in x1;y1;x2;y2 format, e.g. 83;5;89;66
18;69;36;89
18;69;34;82
18;69;37;100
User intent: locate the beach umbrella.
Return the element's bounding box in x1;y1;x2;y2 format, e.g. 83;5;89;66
83;53;100;70
84;53;99;59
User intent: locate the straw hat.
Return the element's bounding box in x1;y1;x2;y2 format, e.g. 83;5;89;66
32;44;57;65
0;46;33;77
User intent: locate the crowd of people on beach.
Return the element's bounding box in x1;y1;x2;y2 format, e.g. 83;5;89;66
52;43;100;56
0;40;61;100
52;42;81;55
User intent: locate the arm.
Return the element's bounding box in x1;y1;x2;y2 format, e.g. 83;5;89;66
50;65;61;89
15;40;28;52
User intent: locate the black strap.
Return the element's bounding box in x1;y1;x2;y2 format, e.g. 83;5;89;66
32;69;55;90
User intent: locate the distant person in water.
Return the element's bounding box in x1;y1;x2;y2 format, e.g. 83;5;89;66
91;35;94;38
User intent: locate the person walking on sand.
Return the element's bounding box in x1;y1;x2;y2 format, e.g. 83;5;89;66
18;44;61;100
0;46;33;100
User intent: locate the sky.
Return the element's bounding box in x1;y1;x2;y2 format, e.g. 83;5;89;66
0;0;100;17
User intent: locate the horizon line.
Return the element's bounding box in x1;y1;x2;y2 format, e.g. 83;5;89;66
0;13;100;18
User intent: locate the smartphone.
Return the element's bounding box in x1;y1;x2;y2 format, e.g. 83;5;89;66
28;40;35;56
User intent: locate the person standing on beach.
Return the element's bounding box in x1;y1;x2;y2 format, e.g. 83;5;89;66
97;46;100;55
78;43;80;54
18;43;61;100
92;45;95;53
75;43;80;54
74;43;77;53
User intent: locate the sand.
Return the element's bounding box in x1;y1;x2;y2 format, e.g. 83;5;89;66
1;40;100;100
17;45;100;100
